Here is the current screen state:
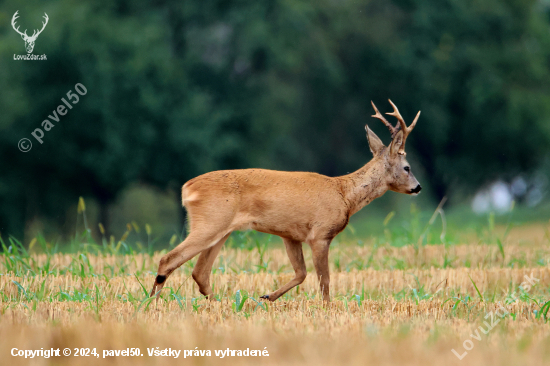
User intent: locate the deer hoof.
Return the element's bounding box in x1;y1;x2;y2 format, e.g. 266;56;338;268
260;295;270;300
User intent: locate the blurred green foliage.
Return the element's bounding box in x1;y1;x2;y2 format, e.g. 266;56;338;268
1;0;550;238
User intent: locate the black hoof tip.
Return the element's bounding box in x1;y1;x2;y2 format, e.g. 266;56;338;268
155;275;166;284
260;295;269;300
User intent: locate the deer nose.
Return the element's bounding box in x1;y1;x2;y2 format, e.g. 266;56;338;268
410;184;422;194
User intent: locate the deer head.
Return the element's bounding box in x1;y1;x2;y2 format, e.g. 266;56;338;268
12;11;49;54
366;100;422;195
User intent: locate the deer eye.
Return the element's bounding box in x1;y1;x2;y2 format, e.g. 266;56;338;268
404;166;410;172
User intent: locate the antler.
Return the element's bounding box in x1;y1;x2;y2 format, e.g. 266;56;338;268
30;13;49;39
370;99;421;154
386;99;420;154
11;11;28;38
370;101;400;138
11;11;48;40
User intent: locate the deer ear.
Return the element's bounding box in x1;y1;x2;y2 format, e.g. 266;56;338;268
365;125;385;156
390;130;404;156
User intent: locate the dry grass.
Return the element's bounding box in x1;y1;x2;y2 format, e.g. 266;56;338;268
1;232;550;365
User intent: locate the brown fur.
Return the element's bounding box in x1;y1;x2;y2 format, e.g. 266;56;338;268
150;111;421;302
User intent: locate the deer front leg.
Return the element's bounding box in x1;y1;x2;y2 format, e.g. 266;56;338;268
309;239;331;302
260;238;306;301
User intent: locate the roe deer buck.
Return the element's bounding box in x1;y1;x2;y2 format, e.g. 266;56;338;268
150;100;422;302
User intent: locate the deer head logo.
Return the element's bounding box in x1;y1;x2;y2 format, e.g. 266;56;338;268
11;11;49;54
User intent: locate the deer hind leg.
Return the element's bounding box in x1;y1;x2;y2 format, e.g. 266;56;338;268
191;233;230;299
150;229;228;297
308;239;331;302
261;238;306;301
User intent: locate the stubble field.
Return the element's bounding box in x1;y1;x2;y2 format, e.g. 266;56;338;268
1;222;550;366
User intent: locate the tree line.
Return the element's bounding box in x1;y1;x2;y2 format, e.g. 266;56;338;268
1;0;550;238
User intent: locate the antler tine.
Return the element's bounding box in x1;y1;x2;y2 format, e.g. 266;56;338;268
370;101;400;138
384;99;421;154
34;13;49;37
11;10;28;37
386;99;407;133
409;110;421;131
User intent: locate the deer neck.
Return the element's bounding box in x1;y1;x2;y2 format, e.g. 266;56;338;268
338;158;389;216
